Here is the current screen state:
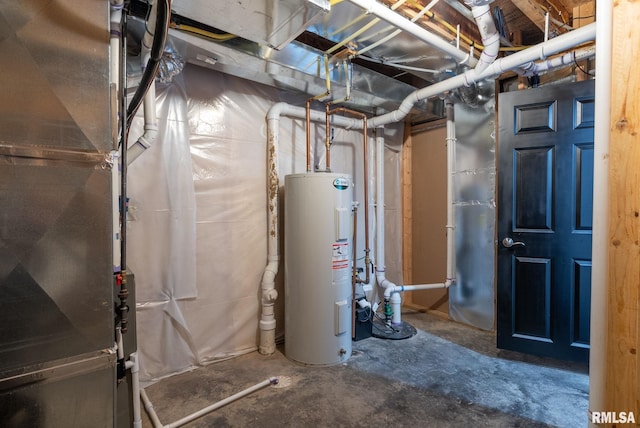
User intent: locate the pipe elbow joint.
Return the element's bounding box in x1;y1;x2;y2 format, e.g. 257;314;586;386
262;288;278;304
267;102;288;120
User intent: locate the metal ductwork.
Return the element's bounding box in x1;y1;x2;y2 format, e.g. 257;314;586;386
128;0;446;119
172;0;331;50
0;1;116;425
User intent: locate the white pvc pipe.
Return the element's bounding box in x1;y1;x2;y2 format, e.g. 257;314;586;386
259;112;281;355
588;0;612;423
110;0;124;93
346;0;477;67
165;378;278;428
128;0;159;165
125;353;142;428
390;291;402;324
445;100;456;285
140;377;278;428
471;3;500;75
518;45;595;77
368;22;597;128
357;0;440;55
140;389;164;428
374;131;392;291
110;0;124;271
544;12;550;43
384;283;448;299
259;103;363;354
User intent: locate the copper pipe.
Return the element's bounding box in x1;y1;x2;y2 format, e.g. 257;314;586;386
305;98;312;172
328;107;370;285
351;204;358;339
325;103;331;172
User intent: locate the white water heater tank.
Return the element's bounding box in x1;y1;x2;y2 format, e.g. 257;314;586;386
284;172;353;365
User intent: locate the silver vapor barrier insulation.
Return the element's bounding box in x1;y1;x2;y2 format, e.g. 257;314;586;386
448;91;496;330
0;0;115;425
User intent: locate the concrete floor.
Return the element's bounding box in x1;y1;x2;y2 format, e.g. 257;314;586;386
141;310;589;427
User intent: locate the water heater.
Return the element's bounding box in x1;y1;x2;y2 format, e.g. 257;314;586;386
284;172;353;365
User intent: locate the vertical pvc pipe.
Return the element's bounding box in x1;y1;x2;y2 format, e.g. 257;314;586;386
260;109;282;355
588;0;612;423
375;130;386;286
129;353;142;428
445;100;456;286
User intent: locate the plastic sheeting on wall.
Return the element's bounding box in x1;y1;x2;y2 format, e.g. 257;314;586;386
448;92;496;331
127;64;403;381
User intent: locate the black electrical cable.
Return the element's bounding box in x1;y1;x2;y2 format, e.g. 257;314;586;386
574;56;595;76
373;312;400;333
119;1;130;333
125;0;171;129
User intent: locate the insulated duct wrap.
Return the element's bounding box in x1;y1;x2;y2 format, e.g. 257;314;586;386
449;92;496;330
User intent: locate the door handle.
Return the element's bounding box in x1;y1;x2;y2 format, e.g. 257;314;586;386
502;237;526;248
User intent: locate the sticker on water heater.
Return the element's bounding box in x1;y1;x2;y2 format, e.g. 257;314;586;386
333;177;349;190
332;242;349;270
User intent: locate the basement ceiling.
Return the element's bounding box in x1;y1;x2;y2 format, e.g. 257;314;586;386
140;0;595;117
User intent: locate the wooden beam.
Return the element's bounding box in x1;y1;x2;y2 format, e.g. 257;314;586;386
542;0;571;27
509;0;548;32
572;1;595;81
402;121;414;304
606;0;640;418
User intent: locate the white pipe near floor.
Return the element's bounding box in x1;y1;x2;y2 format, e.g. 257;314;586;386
141;378;279;428
588;0;612;423
125;353;142;428
141;389;165;428
384;283;448;300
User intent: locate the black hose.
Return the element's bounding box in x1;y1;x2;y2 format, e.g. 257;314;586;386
125;0;171;129
119;2;130;333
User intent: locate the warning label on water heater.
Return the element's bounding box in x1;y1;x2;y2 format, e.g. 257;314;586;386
332;242;349;270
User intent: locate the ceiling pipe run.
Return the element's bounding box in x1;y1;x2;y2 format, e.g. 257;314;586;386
346;0;478;66
368;22;596;127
